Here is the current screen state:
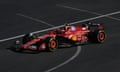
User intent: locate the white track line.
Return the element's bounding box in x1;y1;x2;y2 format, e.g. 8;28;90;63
16;13;54;27
57;4;120;21
0;11;120;43
70;11;120;25
44;46;81;72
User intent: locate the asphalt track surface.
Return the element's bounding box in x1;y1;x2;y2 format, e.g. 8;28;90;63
0;0;120;72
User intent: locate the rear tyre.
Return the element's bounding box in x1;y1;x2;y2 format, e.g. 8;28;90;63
46;37;58;52
96;31;106;43
89;30;106;43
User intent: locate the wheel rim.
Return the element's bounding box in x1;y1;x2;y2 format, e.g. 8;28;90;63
98;32;105;41
50;40;57;49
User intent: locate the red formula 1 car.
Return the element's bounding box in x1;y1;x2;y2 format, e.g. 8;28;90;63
49;22;106;45
12;22;106;52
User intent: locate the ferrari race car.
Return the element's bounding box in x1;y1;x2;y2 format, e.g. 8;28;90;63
12;22;106;52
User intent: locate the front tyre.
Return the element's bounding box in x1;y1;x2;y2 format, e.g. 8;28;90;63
46;38;58;52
